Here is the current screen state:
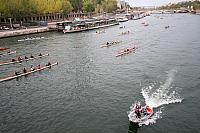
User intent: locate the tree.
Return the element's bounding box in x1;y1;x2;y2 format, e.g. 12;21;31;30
0;0;120;18
95;4;103;13
69;0;83;12
101;0;117;13
83;0;95;12
61;0;73;14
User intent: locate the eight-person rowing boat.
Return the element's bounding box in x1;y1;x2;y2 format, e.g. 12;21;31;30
0;62;58;82
119;31;130;35
0;47;9;51
100;41;122;48
17;36;45;42
0;51;16;57
116;46;137;57
0;53;49;66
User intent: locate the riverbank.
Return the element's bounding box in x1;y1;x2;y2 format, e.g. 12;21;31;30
0;27;55;39
0;12;147;39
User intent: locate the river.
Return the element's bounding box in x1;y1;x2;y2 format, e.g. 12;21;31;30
0;14;200;133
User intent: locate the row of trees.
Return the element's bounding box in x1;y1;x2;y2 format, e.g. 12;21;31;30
0;0;117;18
159;0;200;10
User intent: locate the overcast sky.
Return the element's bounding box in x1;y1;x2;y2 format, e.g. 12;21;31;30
124;0;186;7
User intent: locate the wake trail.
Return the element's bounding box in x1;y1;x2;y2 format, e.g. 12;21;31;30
141;69;182;108
128;68;183;126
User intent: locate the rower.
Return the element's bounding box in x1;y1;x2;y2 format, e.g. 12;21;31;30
30;55;34;58
37;64;41;69
23;68;27;73
46;62;51;66
24;56;28;59
11;58;16;62
30;65;35;71
46;62;51;68
15;71;20;76
18;56;23;61
38;53;42;56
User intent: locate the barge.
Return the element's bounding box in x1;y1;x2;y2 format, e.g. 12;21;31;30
57;18;119;33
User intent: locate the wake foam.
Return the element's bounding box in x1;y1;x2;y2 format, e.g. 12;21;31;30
141;69;182;108
128;69;183;126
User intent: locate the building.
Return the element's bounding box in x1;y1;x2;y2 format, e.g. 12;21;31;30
117;0;130;10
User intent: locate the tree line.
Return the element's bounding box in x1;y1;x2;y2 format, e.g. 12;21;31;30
159;0;200;10
0;0;117;19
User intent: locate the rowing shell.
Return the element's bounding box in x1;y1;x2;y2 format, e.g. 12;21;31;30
0;62;58;82
119;32;130;36
0;51;16;57
100;41;121;48
116;48;136;57
0;54;49;66
0;47;9;51
18;37;44;42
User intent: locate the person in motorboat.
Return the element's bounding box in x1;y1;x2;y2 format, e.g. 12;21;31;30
23;68;27;73
140;107;147;116
146;105;152;115
135;104;141;118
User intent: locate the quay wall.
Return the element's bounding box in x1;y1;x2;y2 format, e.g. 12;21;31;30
0;27;54;39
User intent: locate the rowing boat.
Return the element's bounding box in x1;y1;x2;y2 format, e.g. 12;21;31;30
0;62;58;82
119;31;130;35
116;47;136;57
96;30;105;34
0;54;49;66
18;37;44;42
0;51;16;57
0;47;9;51
100;41;122;48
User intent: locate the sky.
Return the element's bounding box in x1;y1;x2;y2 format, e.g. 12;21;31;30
124;0;187;7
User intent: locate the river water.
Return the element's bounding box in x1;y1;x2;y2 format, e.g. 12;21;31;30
0;14;200;133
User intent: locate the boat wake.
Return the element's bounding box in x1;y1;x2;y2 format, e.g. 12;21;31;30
128;69;183;126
